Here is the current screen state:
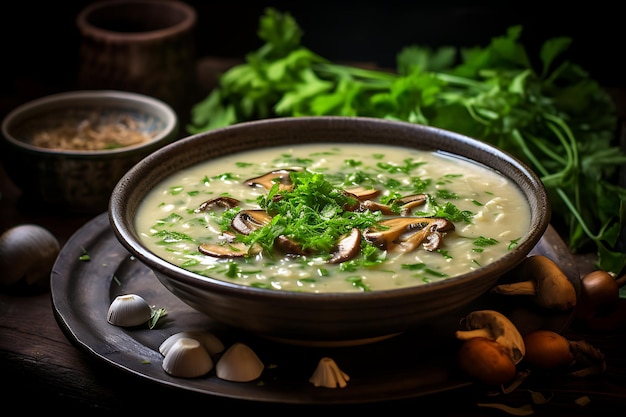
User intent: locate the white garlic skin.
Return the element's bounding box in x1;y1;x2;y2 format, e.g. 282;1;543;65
162;337;214;378
0;224;60;289
309;357;350;388
159;331;225;357
215;342;264;382
107;294;153;327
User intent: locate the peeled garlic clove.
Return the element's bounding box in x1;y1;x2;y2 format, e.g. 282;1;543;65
159;331;225;357
309;357;350;388
0;224;60;289
107;294;153;327
162;337;214;378
215;342;264;382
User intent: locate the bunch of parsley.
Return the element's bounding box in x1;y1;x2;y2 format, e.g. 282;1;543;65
188;8;626;276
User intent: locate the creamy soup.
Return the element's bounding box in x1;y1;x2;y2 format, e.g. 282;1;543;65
136;143;531;293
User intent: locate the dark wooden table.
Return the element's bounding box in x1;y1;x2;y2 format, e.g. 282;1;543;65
1;62;626;416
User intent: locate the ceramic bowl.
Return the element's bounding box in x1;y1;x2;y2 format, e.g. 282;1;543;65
76;0;197;115
1;90;178;214
109;116;550;344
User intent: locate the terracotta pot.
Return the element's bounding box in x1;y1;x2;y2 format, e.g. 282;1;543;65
76;0;197;118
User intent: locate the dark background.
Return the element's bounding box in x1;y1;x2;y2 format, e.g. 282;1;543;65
2;1;624;123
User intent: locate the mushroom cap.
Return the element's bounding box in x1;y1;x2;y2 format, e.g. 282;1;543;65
363;217;454;252
245;168;299;191
525;255;577;310
456;309;525;364
490;255;577;310
328;228;362;264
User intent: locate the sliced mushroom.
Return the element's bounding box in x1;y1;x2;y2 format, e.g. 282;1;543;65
230;210;311;257
245;169;299;191
395;193;427;216
199;241;250;258
328;228;362;264
348;193;428;216
195;196;240;213
363;217;454;252
455;309;525;365
344;186;380;200
490;255;577;311
364;217;423;249
231;210;272;235
358;200;397;215
274;235;310;256
218;231;237;243
338;190;361;212
399;217;454;252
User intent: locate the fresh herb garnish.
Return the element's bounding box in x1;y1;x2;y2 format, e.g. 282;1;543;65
78;249;90;261
242;170;382;254
148;307;167;329
152;230;194;244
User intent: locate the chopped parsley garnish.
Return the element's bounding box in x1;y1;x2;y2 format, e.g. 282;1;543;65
243;170;383;254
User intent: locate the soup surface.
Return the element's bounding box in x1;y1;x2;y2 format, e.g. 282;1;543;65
136;143;531;293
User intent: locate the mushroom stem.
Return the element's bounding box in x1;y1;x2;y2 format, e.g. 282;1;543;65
490;280;536;296
455;328;492;340
568;339;607;377
491;255;576;311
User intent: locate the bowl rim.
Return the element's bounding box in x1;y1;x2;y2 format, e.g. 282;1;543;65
109;116;551;301
76;0;197;43
1;89;178;157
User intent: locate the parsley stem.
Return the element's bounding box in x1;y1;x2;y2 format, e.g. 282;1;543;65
511;126;597;242
434;73;489;90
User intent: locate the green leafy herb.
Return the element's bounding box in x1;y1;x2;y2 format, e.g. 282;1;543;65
78;250;90;261
168;186;184;196
148;307;167;329
474;236;500;247
508;238;521;250
241;170;382;254
346;276;371;291
188;8;626;275
152;230;195;244
473;236;499;253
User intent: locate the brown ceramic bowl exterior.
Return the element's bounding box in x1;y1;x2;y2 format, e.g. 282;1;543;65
109;117;550;343
1;90;178;214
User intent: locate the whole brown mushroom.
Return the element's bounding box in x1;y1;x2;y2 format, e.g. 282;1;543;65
491;255;576;311
457;337;517;385
523;330;574;370
575;270;626;331
455;309;525;365
576;270;618;320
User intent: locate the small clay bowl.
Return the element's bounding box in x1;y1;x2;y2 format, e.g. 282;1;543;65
1;90;178;214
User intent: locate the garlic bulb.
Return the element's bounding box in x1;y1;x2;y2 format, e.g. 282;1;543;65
215;342;264;382
162;337;214;378
0;224;60;290
107;294;153;327
309;357;350;388
159;331;225;357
